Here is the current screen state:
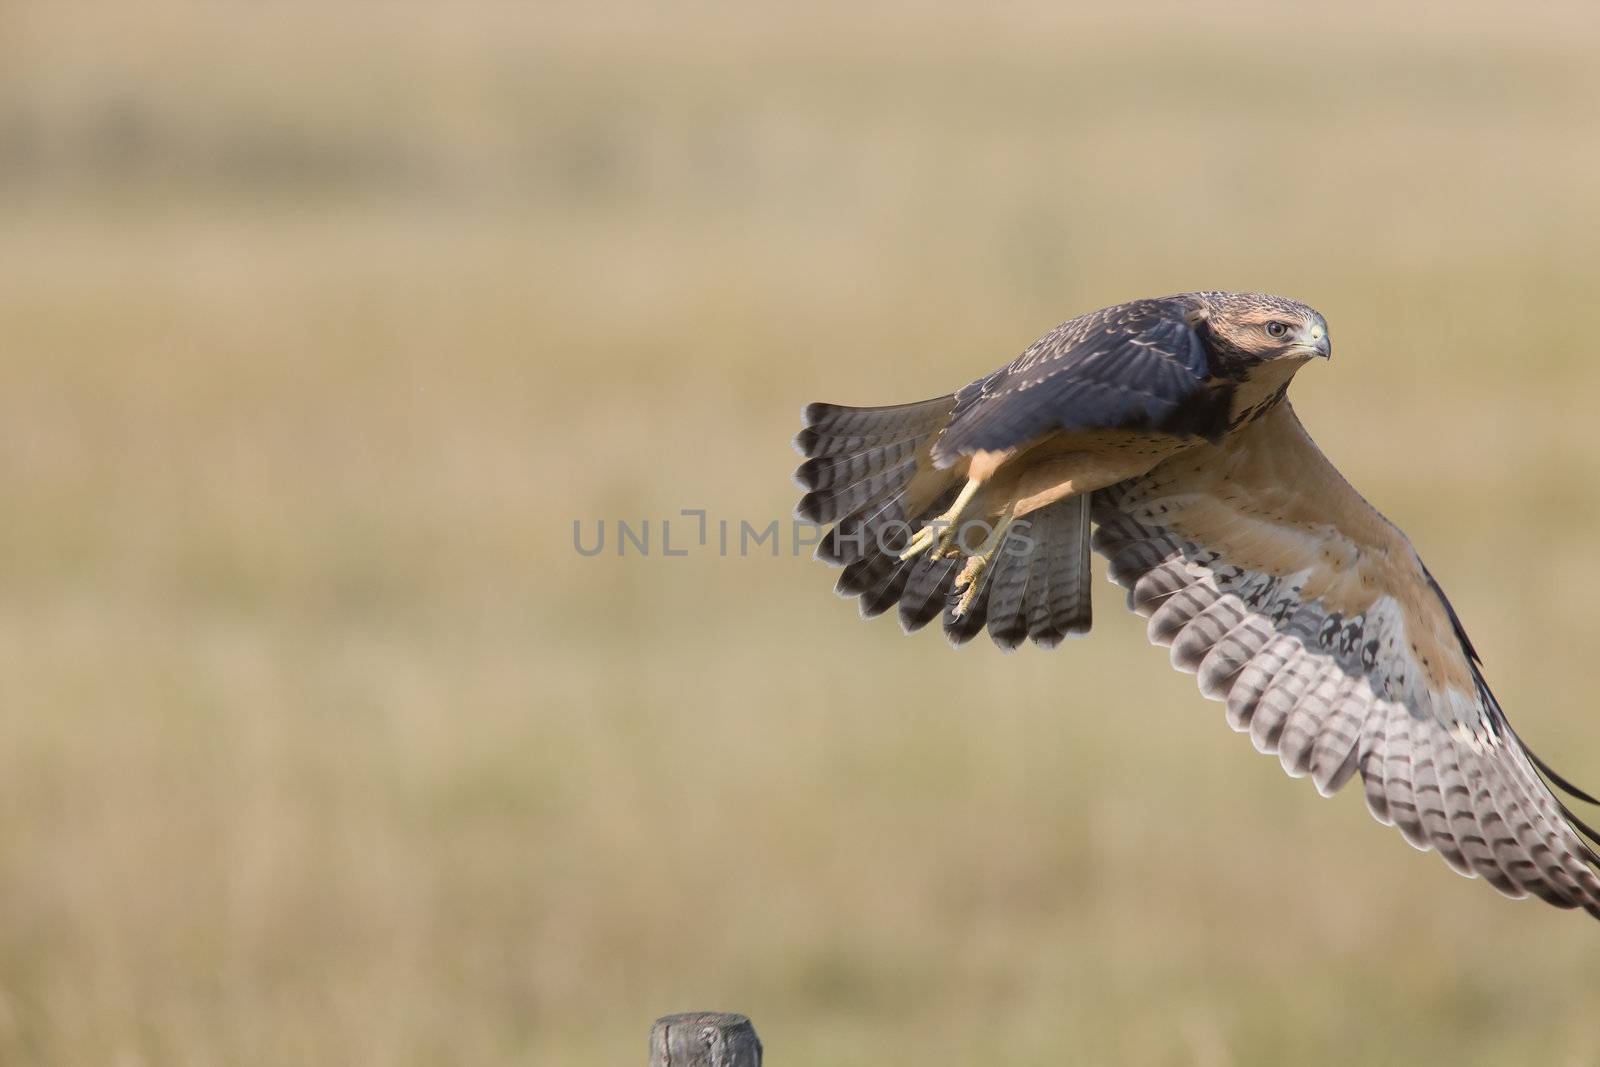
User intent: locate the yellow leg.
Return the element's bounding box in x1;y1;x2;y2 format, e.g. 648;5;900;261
899;477;983;562
951;508;1015;618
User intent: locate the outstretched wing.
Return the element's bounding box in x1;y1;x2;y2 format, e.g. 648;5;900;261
1092;403;1600;916
932;296;1218;466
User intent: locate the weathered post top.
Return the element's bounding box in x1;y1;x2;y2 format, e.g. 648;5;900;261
649;1012;762;1067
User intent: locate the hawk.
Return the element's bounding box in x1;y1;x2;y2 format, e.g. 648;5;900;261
793;291;1600;918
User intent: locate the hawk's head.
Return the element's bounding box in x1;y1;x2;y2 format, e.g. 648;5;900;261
1189;291;1331;375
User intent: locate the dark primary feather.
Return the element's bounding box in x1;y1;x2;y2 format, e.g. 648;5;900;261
1422;562;1600;839
931;296;1214;465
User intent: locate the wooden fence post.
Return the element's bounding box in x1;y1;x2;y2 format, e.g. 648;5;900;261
649;1012;762;1067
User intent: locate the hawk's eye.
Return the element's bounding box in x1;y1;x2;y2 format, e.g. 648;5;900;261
1264;321;1291;339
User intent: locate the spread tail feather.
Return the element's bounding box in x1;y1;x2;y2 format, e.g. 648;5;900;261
793;395;957;553
965;494;1092;648
795;397;1092;649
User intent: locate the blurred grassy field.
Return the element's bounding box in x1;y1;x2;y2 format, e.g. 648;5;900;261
4;3;1600;1064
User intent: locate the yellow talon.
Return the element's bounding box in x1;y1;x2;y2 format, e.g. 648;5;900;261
900;477;983;562
949;510;1015;618
898;523;943;562
951;558;987;618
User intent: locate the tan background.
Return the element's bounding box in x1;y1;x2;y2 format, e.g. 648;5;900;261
4;3;1600;1064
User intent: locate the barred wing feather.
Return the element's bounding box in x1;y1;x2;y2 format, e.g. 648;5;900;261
1092;403;1600;915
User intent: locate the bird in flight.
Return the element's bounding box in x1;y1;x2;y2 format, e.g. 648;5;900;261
793;291;1600;918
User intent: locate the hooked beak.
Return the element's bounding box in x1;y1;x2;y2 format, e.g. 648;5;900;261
1298;323;1331;360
